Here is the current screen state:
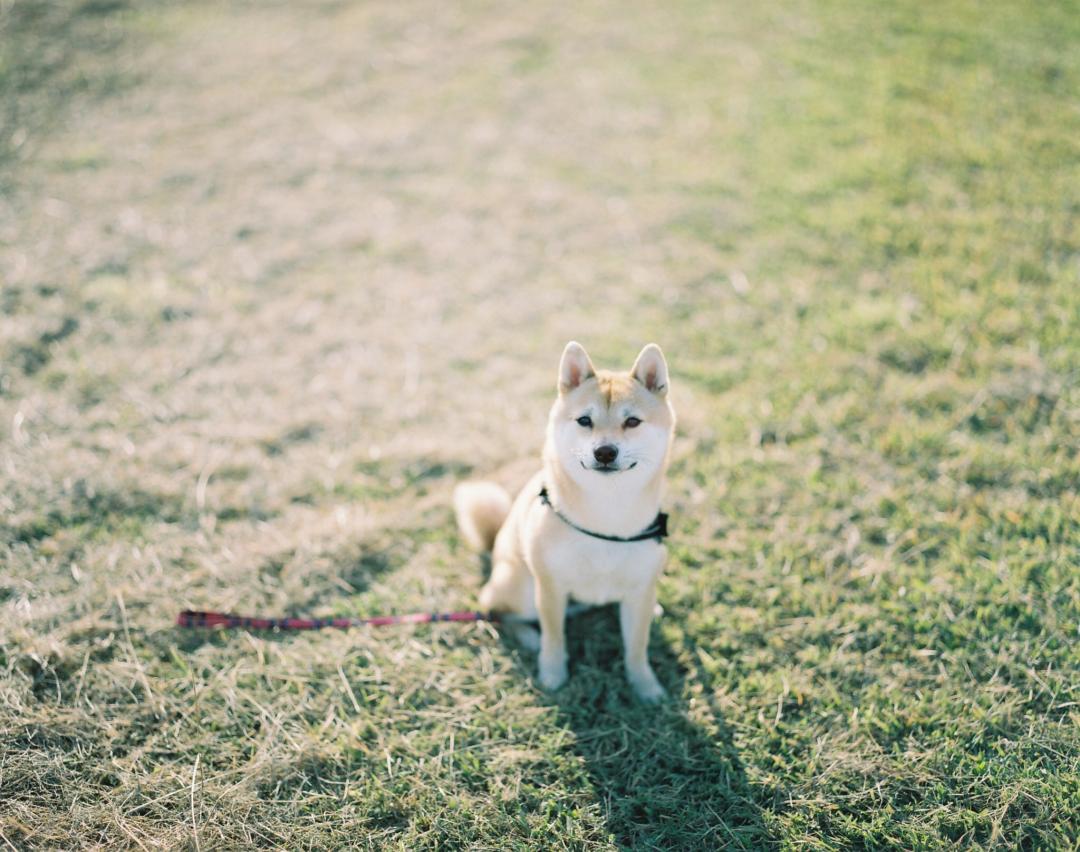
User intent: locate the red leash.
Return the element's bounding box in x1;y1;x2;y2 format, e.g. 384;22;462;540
177;609;498;631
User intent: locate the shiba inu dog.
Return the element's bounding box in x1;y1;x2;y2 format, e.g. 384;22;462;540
454;342;675;702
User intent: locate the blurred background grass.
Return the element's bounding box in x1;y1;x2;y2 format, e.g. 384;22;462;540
1;0;1078;848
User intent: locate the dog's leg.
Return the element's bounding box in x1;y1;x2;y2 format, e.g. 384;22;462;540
509;622;541;651
534;576;568;690
620;583;665;702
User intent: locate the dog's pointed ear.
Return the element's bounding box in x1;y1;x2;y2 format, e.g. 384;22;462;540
558;341;596;394
632;343;669;395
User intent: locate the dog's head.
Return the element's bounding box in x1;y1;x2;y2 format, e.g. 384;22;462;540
547;341;675;487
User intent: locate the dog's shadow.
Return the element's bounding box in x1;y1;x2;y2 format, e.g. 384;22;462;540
513;606;769;849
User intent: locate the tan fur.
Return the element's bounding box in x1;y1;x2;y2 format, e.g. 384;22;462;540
457;342;675;702
453;482;512;552
595;372;637;406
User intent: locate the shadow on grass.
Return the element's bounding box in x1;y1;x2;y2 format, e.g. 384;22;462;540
543;606;769;850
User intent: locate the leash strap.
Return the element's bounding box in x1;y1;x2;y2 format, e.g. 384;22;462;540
177;490;670;632
538;486;668;543
177;609;496;631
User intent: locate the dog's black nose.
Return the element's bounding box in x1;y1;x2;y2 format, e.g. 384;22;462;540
593;444;618;465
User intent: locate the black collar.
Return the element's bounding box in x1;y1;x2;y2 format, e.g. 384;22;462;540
538;486;669;543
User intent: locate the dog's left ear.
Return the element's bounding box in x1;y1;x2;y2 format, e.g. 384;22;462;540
559;341;596;394
631;344;669;395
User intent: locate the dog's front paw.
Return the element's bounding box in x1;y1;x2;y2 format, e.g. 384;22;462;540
538;655;568;691
628;667;666;704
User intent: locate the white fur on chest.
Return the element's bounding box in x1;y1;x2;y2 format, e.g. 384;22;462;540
536;527;665;605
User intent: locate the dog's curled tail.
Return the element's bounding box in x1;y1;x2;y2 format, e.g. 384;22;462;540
453;482;512;552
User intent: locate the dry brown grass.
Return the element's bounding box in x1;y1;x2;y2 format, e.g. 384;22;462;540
2;0;1078;848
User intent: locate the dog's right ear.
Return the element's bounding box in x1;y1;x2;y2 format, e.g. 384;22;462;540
631;343;669;395
558;341;596;394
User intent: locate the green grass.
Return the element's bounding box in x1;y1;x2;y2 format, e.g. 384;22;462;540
1;0;1078;848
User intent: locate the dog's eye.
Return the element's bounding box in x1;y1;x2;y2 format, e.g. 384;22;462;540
576;415;593;428
624;417;642;429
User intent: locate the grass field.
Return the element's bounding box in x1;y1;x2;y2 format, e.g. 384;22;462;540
2;0;1078;847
